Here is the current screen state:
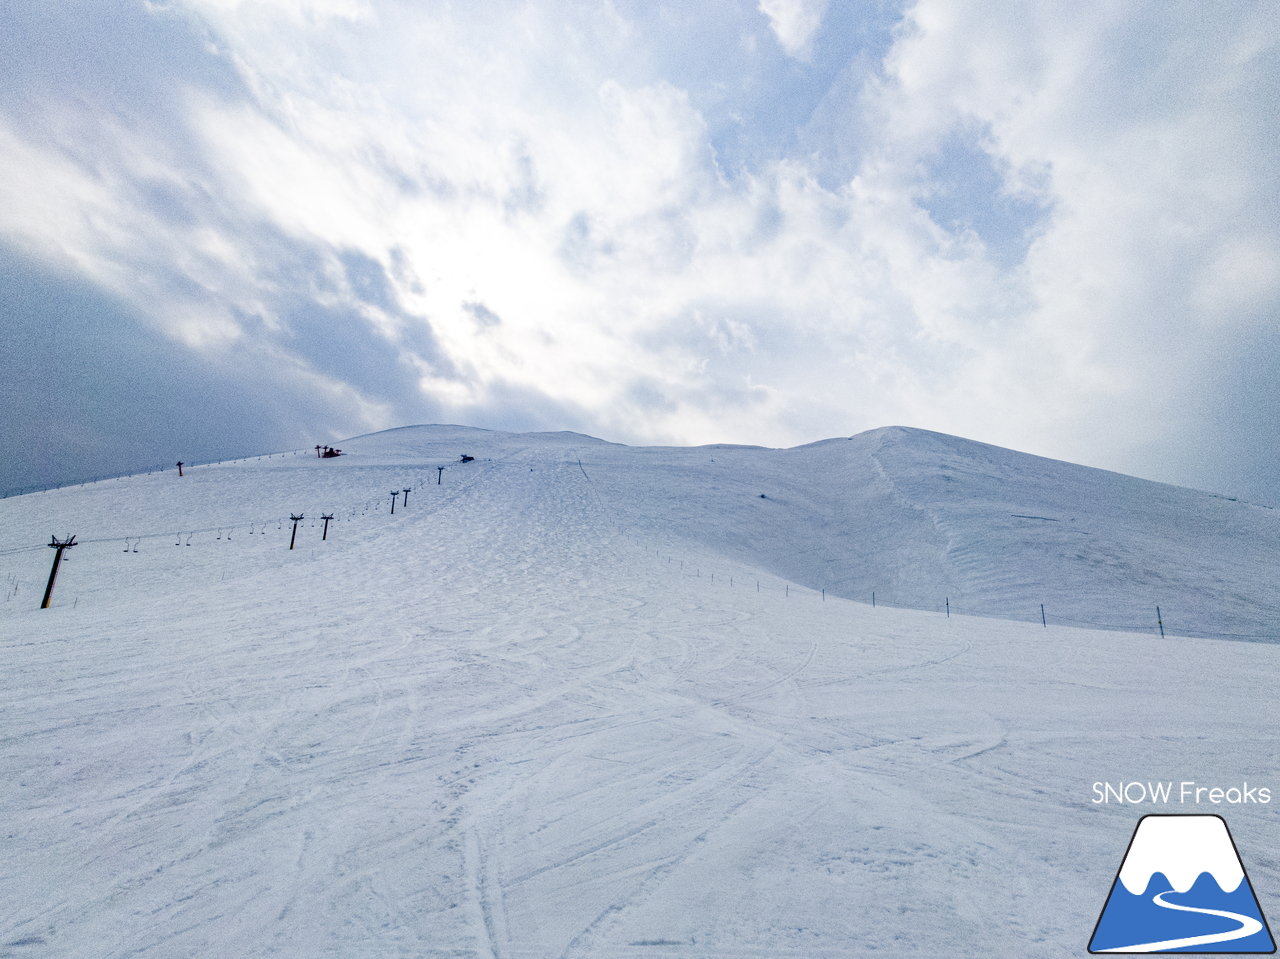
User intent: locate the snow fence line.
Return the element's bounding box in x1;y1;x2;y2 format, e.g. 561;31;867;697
6;510;1273;642
4;453;1274;642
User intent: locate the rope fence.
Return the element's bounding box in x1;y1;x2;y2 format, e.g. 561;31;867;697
643;546;1278;643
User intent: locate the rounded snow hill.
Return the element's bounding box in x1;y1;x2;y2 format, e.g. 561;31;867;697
4;422;1279;641
333;423;1280;642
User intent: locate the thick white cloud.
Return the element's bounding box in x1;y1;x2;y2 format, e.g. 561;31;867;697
758;0;831;59
868;0;1280;480
1;0;1277;498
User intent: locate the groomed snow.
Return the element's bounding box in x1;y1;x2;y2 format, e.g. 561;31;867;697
1;425;1276;957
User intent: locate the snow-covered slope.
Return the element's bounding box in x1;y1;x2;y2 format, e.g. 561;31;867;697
562;424;1280;639
1;425;1276;957
11;423;1276;639
334;423;1280;639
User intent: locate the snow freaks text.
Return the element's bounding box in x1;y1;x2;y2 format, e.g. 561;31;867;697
1092;782;1271;804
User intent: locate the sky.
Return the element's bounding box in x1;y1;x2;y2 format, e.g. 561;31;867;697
1;0;1278;502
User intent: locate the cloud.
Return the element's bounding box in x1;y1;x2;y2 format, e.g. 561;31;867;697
758;0;831;60
0;0;1278;502
0;241;385;495
852;0;1280;488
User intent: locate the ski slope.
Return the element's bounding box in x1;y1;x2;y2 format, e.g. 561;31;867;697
1;425;1276;957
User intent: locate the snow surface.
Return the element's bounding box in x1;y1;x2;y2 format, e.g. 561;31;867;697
1;424;1277;957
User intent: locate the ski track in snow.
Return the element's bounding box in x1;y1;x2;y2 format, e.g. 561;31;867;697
0;427;1277;957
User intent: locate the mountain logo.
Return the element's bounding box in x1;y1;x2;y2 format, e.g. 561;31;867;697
1089;815;1275;953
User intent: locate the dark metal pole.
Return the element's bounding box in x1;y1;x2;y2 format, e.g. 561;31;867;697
290;514;303;549
437;466;444;485
316;445;322;459
390;491;398;514
177;461;184;477
1157;606;1164;638
402;487;411;506
321;513;333;540
1041;604;1046;627
41;535;76;608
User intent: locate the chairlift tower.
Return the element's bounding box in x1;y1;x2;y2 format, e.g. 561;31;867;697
41;535;77;609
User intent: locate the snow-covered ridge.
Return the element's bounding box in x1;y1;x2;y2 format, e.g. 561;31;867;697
4;423;1278;640
342;424;1280;639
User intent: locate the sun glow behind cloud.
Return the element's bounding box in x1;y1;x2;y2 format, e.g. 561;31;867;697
1;0;1278;499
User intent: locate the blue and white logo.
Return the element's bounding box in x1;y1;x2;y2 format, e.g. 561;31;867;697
1089;815;1275;953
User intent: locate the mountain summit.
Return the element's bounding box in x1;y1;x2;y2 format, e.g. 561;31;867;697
332;424;1280;640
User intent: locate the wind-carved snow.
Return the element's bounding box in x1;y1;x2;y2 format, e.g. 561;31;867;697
1118;817;1244;895
0;424;1276;957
